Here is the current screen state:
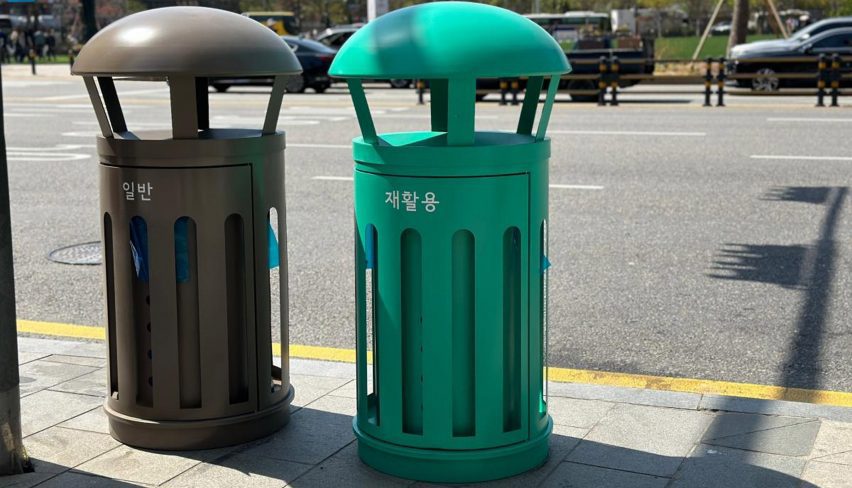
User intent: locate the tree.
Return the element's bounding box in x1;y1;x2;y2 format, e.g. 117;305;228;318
729;0;749;51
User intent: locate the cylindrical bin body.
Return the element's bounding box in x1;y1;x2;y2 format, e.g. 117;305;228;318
98;130;292;449
353;132;551;482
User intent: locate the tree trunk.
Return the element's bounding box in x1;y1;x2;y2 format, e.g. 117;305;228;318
728;0;749;53
0;64;30;477
82;0;98;42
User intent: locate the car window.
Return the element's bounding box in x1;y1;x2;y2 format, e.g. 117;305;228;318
814;33;852;49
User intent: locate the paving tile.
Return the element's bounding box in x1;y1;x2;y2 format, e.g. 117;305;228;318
566;404;713;477
548;397;616;429
408;426;587;488
290;374;352;408
288;442;409;488
701;413;820;456
59;406;110;435
17;351;50;365
541;462;670;488
43;355;109;368
74;445;228;486
0;470;57;488
21;390;103;437
17;338;105;359
164;452;312;488
49;370;107;398
700;395;852;422
38;471;154;487
672;445;807;488
238;405;354;465
23;426;120;474
301;392;357;416
809;420;852;465
290;358;356;379
801;460;852;488
17;360;97;397
548;382;701;410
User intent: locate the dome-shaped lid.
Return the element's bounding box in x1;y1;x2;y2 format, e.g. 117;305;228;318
72;7;302;77
329;2;571;79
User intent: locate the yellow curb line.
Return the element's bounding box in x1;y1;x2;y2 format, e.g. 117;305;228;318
17;319;852;408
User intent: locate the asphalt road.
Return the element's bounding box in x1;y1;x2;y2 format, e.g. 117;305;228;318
4;65;850;392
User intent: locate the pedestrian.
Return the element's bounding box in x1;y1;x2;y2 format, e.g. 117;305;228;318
46;29;56;61
0;30;8;64
33;28;45;59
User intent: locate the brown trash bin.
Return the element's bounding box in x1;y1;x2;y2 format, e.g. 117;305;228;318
71;7;301;450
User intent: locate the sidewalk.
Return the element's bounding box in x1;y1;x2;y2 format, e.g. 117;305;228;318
3;336;851;488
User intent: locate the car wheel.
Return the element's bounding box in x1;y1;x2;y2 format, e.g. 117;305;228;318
475;94;486;102
285;75;306;93
389;79;412;89
314;84;329;94
752;68;780;92
567;80;598;102
212;84;229;93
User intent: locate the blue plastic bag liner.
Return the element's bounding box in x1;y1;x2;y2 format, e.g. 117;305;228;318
541;255;551;274
136;217;279;283
174;217;191;283
268;221;280;269
129;217;149;282
365;224;377;269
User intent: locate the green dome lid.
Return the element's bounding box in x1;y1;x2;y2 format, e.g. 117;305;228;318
329;2;571;79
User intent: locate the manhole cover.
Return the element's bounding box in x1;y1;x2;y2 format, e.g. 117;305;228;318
47;241;102;265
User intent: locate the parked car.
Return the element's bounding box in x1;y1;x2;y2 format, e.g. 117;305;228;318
728;26;852;91
315;25;412;88
731;16;852;57
711;22;732;36
210;36;335;93
315;24;363;49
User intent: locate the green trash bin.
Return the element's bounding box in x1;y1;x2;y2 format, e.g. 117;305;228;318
329;2;571;483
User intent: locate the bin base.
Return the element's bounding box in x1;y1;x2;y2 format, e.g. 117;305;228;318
105;385;294;450
354;416;553;483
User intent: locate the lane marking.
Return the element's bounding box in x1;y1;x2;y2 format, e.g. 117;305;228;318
313;176;604;190
767;117;852;123
550;184;604;190
751;155;852;162
312;176;353;181
42;87;169;101
291;144;351;149
550;130;706;137
18;319;851;408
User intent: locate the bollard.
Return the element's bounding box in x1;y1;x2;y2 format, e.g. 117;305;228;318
830;53;840;107
598;55;607;106
417;79;425;105
510;79;520;105
609;56;620;107
704;57;713;107
816;54;827;107
329;3;571;482
716;57;726;107
499;79;508;105
29;49;36;75
68;49;76;69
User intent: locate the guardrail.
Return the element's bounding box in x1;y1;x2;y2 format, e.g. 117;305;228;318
415;54;850;107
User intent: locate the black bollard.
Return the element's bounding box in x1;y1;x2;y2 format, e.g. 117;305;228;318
704;57;713;107
816;54;827;107
830;54;840;107
417;79;424;105
597;55;607;106
609;56;620;106
510;80;519;105
499;79;508;106
716;57;726;107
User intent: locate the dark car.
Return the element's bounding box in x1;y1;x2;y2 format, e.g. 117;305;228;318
210;36;335;93
729;26;852;91
315;25;412;88
315;24;362;49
